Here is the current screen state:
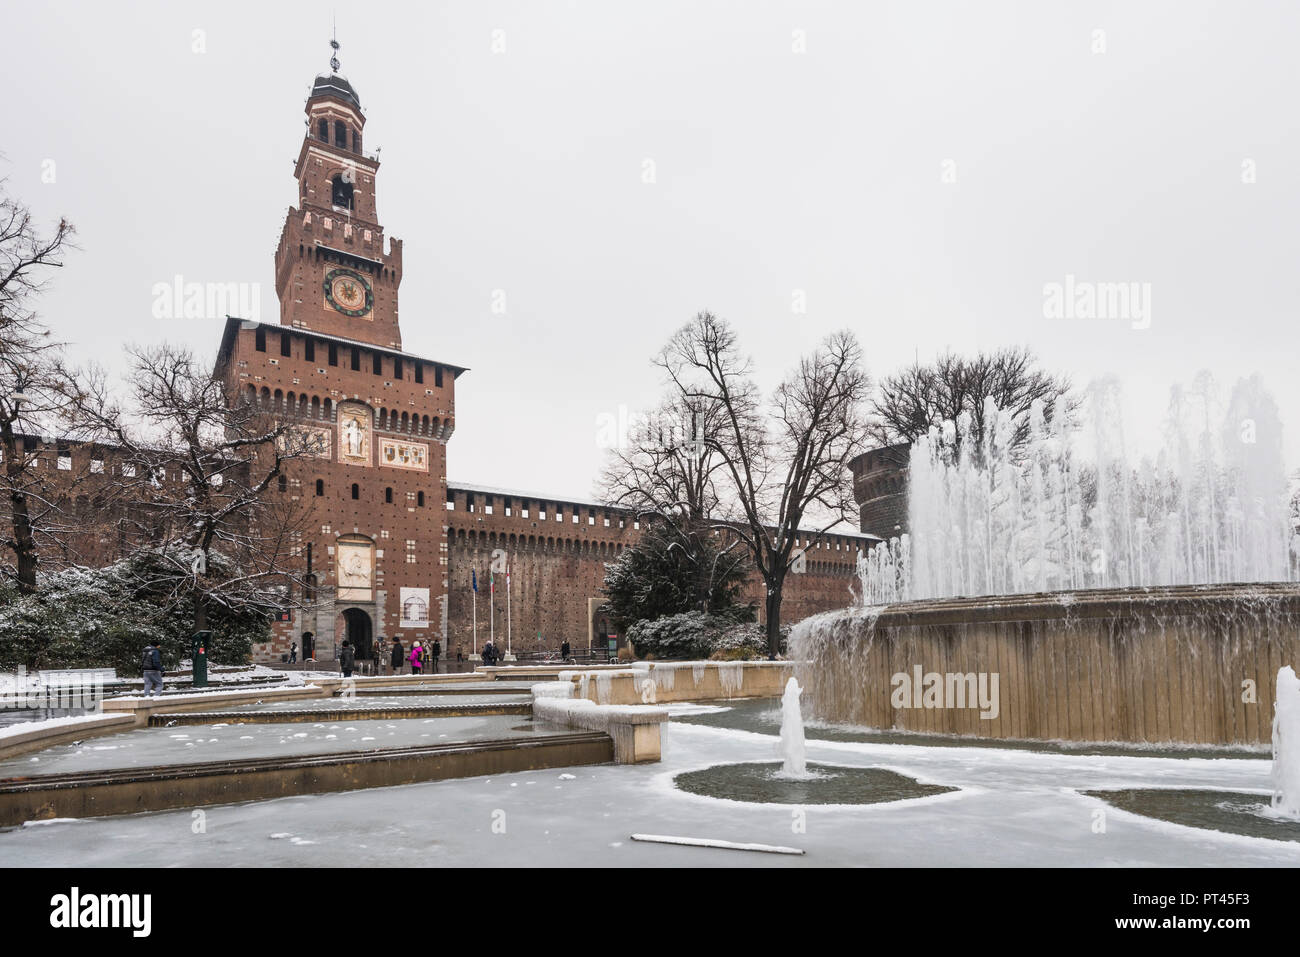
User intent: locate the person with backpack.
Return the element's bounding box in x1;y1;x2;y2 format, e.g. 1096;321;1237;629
391;637;405;675
339;639;356;679
289;641;298;664
141;640;164;698
430;640;441;674
409;640;423;675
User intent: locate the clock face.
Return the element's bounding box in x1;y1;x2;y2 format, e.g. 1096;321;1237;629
323;267;374;318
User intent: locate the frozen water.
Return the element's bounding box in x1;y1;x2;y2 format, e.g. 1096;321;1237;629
0;714;566;777
0;718;1294;867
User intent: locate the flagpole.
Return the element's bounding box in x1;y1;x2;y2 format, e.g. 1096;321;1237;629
506;563;512;655
472;571;478;655
490;571;495;650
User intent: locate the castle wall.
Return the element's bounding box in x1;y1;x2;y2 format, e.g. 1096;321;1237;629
442;486;865;657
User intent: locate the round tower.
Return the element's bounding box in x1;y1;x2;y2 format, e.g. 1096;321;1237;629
850;443;910;540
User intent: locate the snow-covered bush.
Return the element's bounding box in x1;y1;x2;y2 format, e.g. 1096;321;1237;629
626;613;788;660
708;622;774;660
0;557;266;671
626;612;727;659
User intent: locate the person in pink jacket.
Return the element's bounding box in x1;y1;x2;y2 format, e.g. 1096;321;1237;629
409;640;423;674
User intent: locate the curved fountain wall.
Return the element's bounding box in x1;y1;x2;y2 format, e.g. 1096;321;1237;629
790;583;1300;745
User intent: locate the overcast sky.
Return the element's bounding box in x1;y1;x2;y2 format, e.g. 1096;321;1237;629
4;0;1298;504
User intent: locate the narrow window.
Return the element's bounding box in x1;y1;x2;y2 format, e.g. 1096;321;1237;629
393;358;403;379
304;339;315;362
417;491;425;507
434;365;443;388
351;483;359;500
334;120;347;148
328;343;338;366
385;487;393;504
280;333;291;357
315;479;324;496
350;348;360;371
278;475;288;492
414;363;424;384
372;352;382;375
255;328;266;352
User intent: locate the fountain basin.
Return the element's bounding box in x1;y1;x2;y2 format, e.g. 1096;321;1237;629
792;582;1300;746
1083;788;1300;843
673;761;956;806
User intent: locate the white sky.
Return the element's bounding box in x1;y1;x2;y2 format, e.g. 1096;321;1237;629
4;0;1298;505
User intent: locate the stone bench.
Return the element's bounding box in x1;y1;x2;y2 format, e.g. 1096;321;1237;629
531;682;667;763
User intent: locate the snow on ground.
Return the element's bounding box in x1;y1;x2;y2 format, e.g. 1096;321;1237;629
1;718;1297;866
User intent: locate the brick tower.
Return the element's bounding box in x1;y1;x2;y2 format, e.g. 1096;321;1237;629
216;43;465;664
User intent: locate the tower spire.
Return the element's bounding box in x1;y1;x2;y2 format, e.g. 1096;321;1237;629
329;18;340;73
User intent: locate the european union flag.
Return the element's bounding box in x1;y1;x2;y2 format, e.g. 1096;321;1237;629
472;569;478;593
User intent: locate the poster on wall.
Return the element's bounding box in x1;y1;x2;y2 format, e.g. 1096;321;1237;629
400;587;430;629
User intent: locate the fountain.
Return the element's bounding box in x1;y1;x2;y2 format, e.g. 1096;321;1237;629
1272;666;1300;819
859;375;1297;603
672;674;956;805
777;677;807;777
795;374;1300;746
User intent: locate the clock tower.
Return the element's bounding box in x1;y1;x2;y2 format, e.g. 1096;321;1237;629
274;46;404;349
216;39;464;665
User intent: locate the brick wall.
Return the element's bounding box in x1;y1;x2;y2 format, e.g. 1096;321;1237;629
443;485;866;656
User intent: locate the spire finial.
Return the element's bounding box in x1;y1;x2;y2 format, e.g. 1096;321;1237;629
329;17;340;73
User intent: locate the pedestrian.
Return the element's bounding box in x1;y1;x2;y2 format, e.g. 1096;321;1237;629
409;640;423;675
482;639;496;667
391;637;405;675
560;639;570;662
375;637;386;676
290;641;298;664
431;640;441;674
457;647;464;663
141;639;164;698
340;639;356;679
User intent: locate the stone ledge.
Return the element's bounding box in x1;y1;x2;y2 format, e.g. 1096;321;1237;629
531;683;667;763
0;713;137;761
102;685;327;725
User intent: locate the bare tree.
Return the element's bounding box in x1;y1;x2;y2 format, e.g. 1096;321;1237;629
600;392;730;524
81;343;321;636
0;181;78;593
655;312;870;657
868;347;1075;461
